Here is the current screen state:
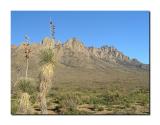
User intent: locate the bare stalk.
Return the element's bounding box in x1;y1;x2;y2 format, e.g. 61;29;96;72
25;58;29;79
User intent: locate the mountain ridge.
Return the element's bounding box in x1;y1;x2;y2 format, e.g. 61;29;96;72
51;37;148;69
11;37;149;70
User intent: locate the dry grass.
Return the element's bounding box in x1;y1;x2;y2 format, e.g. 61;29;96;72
17;93;33;114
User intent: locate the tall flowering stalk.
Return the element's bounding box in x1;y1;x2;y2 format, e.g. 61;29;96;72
16;35;32;114
23;35;31;79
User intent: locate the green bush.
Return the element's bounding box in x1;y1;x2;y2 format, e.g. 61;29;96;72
129;89;149;106
15;78;38;95
11;99;19;114
59;93;81;112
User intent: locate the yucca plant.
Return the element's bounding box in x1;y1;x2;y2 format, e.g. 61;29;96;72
39;47;56;114
14;78;37;95
14;78;36;114
38;92;48;114
23;35;31;79
17;92;33;114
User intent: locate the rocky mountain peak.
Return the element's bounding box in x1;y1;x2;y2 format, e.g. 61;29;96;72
63;38;86;52
41;37;55;48
88;44;130;64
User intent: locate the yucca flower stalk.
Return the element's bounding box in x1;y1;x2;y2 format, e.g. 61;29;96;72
23;35;31;79
16;35;33;114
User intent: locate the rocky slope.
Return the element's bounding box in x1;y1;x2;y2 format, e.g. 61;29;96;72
55;38;148;69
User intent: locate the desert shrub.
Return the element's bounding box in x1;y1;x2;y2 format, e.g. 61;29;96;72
59;93;81;112
87;96;104;105
11;99;19;114
17;92;33;114
14;78;38;95
120;97;131;108
95;90;121;105
12;78;38;114
128;88;149;106
114;88;149;109
30;92;38;104
105;91;120;103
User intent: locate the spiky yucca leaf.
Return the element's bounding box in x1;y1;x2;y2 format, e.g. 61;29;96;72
40;48;56;65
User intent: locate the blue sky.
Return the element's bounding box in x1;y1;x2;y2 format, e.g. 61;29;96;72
11;11;149;64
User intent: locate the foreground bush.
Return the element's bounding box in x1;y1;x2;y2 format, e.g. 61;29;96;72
14;78;38;95
12;78;37;114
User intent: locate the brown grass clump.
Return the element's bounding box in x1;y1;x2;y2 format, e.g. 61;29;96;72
17;92;33;114
40;63;54;84
13;78;36;114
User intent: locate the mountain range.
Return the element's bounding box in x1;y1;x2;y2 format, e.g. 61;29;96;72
11;37;149;90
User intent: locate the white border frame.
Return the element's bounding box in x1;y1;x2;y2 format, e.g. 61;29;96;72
0;0;160;125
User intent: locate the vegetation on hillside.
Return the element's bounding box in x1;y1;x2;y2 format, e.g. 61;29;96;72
12;78;149;114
